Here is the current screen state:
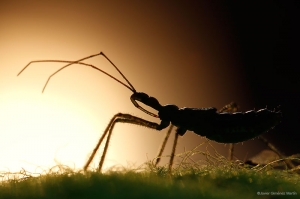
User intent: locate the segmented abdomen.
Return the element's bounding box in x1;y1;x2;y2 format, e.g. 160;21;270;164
204;108;282;143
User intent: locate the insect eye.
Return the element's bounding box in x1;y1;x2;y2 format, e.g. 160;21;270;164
131;92;149;101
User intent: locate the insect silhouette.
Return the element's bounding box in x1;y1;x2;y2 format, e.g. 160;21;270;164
17;52;282;173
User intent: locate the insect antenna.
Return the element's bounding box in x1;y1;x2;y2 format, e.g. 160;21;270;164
17;52;136;93
18;52;160;117
99;52;136;92
100;53;159;118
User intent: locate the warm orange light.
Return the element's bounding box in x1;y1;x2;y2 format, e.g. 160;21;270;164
0;91;100;172
0;1;259;176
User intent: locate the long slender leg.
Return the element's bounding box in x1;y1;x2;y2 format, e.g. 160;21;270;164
155;125;174;166
218;102;238;113
84;119;111;171
155;102;239;172
260;135;295;169
97;119;115;172
98;116;161;172
84;113;164;172
220;103;290;167
168;132;180;173
228;144;234;161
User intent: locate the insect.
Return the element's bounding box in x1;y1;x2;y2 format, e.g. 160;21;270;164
18;52;282;173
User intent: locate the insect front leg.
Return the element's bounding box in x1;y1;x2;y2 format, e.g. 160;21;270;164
83;113;169;172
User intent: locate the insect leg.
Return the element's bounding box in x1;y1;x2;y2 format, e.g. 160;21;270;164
167;127;187;174
84;113;116;172
218;102;238;113
218;103;287;166
157;102;239;171
168;132;180;173
259;135;296;169
228;144;234;161
155;124;174;166
83;113;166;172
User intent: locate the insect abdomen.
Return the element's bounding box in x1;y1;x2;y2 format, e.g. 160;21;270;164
203;108;282;143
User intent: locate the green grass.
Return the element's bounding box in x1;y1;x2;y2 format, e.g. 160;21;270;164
1;146;299;199
1;164;299;198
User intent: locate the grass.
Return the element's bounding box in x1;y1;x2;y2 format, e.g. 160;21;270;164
1;146;299;199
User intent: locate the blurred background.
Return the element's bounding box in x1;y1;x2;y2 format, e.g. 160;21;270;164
0;1;299;173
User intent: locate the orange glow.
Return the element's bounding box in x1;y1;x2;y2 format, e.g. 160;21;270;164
0;1;260;174
0;91;97;171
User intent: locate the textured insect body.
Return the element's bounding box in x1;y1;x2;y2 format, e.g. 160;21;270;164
133;92;282;143
206;108;281;143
